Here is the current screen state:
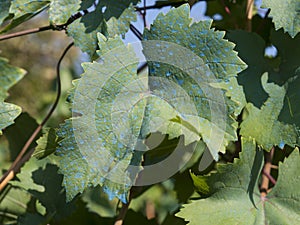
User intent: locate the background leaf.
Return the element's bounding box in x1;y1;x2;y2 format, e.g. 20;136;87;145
0;57;25;134
4;113;40;160
0;0;50;33
262;0;300;38
176;137;264;224
240;73;298;150
33;128;60;159
0;0;11;25
177;139;300;224
49;0;139;56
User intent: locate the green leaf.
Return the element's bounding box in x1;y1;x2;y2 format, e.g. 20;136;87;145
0;102;22;135
105;4;137;38
49;0;81;25
0;57;26;134
179;140;206;172
0;186;32;224
10;155;77;222
10;0;49;19
49;0;138;56
33;128;60;159
240;73;298;150
177;139;300;224
262;0;300;38
279;69;300;140
0;0;50;33
226;29;300;121
10;158;46;193
262;148;300;224
57;34;144;203
0;0;11;25
211;77;247;116
190;172;209;195
143;4;247;159
4;113;40;160
225;30;270;107
0;57;26;100
81;186;118;218
57;32;210;203
176;137;263;224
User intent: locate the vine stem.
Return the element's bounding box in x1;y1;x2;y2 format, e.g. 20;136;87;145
141;0;147;28
114;189;134;225
260;147;275;199
246;0;254;31
0;25;52;41
0;42;74;192
134;0;213;11
114;202;130;225
129;24;143;41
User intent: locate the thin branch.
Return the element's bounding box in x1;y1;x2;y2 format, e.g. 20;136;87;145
114;202;130;225
0;25;52;41
130;24;143;41
260;147;275;199
142;0;147;28
262;169;276;185
0;42;74;192
0;9;86;42
42;42;74;126
137;62;147;74
135;1;186;11
145;200;155;220
246;0;254;31
114;185;140;225
135;0;213;11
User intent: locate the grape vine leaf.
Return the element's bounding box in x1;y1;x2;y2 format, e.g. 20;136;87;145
49;0;138;56
56;35;143;203
0;57;26;134
190;172;209;195
240;73;298;151
211;77;247;116
177;138;300;224
143;4;247;160
0;0;50;33
225;30;270;107
10;155;77;223
262;0;300;38
4;113;40;160
49;0;81;25
81;185;118;218
32;128;60;159
56;29;223;203
0;186;32;224
279;68;300;143
226;29;300;117
0;0;11;25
